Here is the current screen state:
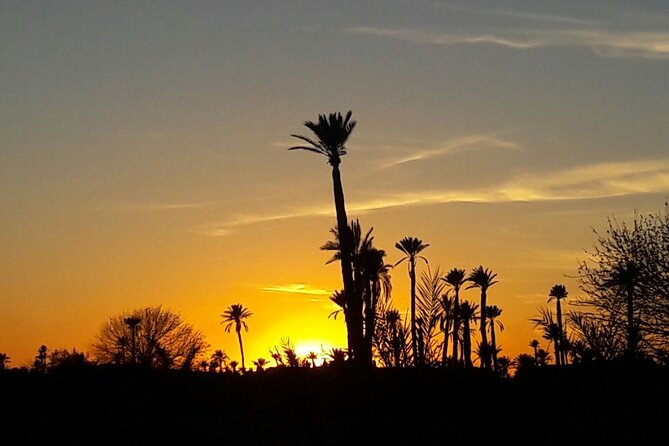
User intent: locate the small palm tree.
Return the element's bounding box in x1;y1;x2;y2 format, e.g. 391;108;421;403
466;266;498;369
548;284;568;365
290;111;359;360
306;352;319;368
211;349;229;373
442;268;466;365
603;261;640;361
531;308;561;366
395;236;429;366
486;305;504;372
253;358;268;372
221;304;252;372
0;353;10;371
529;339;540;362
229;360;239;374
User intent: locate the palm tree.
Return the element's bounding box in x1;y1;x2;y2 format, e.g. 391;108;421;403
486;305;504;372
123;316;141;364
306;352;318;368
211;349;229;373
604;260;640;361
221;304;252;372
229;360;239;374
290;111;359;361
443;268;466;365
466;266;498;369
531;308;562;366
529;339;540;362
459;300;479;369
0;353;10;371
548;284;568;366
395;236;429;366
253;358;268;372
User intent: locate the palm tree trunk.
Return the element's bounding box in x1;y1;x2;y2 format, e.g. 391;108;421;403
463;321;473;368
362;279;374;365
479;290;488;369
490;324;498;372
331;164;362;363
409;258;418;366
556;299;565;366
237;329;245;372
452;290;460;365
441;320;450;366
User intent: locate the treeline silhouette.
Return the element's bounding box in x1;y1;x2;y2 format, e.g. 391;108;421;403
1;111;668;444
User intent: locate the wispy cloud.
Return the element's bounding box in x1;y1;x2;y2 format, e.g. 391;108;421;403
101;202;211;212
379;135;519;168
261;283;333;297
350;26;669;60
194;158;669;236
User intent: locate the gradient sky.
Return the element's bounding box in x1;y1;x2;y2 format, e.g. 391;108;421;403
2;0;668;367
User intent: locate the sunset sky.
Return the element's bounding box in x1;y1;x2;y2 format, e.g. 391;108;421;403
2;1;668;367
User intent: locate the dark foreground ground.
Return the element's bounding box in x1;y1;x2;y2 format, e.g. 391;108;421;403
1;363;667;445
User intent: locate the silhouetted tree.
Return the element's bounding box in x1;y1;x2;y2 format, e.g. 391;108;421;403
211;349;229;373
306;352;318;368
443;268;466;365
513;353;536;376
33;345;48;372
48;348;91;370
395;236;429;366
466;266;498;369
221;304;252;372
531;308;562;366
0;353;9;371
290;111;360;362
548;284;568;366
497;355;512;378
577;205;669;361
536;349;551;366
529;339;540;362
229;360;239;374
94;306;207;369
487;305;504;372
459;301;479;369
253;358;268;372
567;311;625;361
417;265;447;366
373;303;410;367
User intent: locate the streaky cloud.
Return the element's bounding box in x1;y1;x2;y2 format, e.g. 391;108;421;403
350;26;669;60
101;202;211;212
379;134;519;169
261;283;332;296
193;159;669;236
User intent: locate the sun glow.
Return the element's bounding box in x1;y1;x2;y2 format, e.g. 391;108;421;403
294;340;336;360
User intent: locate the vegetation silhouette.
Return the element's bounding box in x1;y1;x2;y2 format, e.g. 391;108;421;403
2;112;669;443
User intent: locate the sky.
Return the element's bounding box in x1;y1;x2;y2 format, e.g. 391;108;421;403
1;0;668;367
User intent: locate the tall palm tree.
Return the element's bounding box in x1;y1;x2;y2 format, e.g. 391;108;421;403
459;300;479;369
443;268;466;365
290;111;359;361
221;304;252;372
548;284;568;366
486;305;504;372
123;316;141;364
466;266;498;369
395;236;429;366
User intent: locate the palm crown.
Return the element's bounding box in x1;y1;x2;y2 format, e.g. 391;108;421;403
548;284;568;303
394;237;429;266
289;111;356;166
221;304;252;333
466;266;498;291
443;268;466;291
